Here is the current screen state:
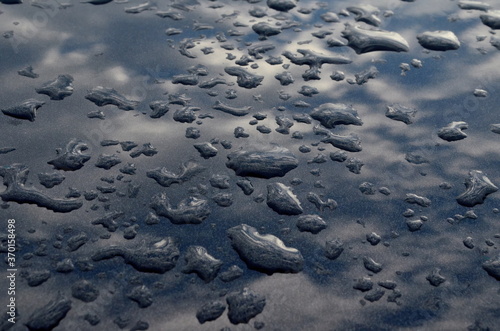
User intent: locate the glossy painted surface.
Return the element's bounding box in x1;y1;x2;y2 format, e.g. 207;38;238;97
1;0;500;330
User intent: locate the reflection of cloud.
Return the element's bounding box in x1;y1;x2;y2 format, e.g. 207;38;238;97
392;0;457;18
365;77;415;104
1;0;500;330
40;47;89;67
103;66;131;84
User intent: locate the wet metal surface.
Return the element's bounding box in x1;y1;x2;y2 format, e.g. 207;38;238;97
1;0;500;330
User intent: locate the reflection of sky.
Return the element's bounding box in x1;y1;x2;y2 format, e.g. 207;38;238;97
1;0;500;329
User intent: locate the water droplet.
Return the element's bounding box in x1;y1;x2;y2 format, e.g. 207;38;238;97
219;265;244;282
25;269;51;287
252;22;282;40
405;193;431;207
0;163;83;213
226;146;298;178
346;157;364;174
196;301;226;324
2;99;45;122
480;10;500;29
353;277;373;292
417;31;460;51
482;254;500;280
85;86;139;110
267;183;303;215
320;11;340;23
212;100;251;116
26;293;71;331
348;4;381;24
91;237;179;273
18;65;39;78
35;74;74;100
220;66;261;89
366;232;381;246
282;49;351;80
364;288;385;302
150;193;210;224
38;172;65;188
426;268;446;287
127;285;153;308
267;0;296;12
236;179;254;195
341;23;409;54
296;214;327;234
182;245;223;282
463;237;475;249
456;170;498;207
363;257;383;273
125;1;156;14
227;224;304;274
458;1;491;11
71;280;99;303
147;161;205;187
406;219;423;232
